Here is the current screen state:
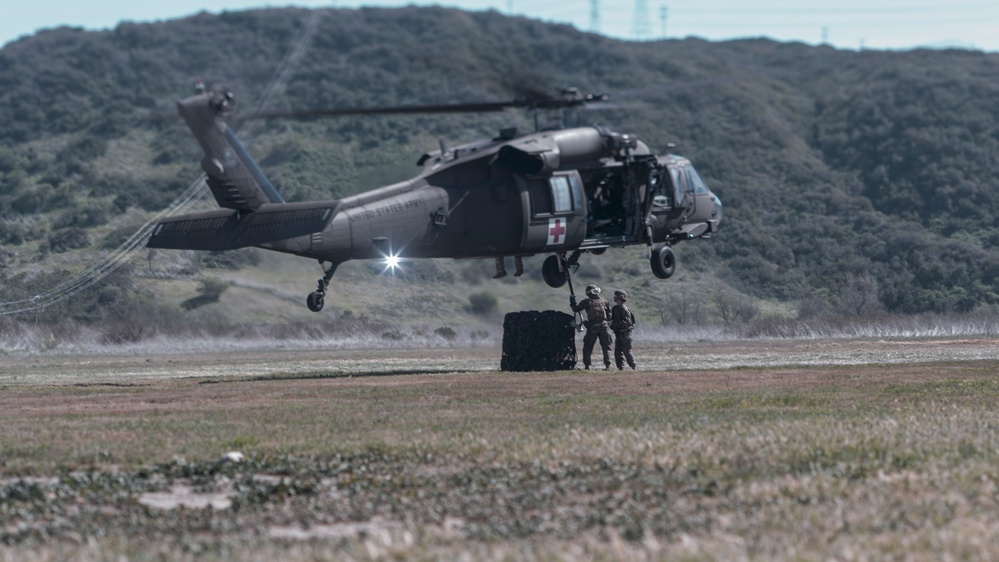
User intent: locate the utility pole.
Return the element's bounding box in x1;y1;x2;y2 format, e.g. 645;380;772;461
660;5;668;38
590;0;600;33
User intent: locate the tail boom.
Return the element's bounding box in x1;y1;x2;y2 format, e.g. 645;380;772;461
147;201;339;252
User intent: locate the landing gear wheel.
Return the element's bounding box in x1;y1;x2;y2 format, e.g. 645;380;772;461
650;245;676;279
307;291;325;312
305;261;338;313
542;255;568;288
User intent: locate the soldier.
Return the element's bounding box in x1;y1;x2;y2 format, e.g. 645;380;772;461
570;284;612;370
610;289;637;370
493;256;524;278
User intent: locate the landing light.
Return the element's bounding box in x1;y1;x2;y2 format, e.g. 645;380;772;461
385;254;401;269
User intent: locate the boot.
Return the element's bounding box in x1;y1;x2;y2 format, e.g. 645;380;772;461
493;257;507;278
513;256;524;277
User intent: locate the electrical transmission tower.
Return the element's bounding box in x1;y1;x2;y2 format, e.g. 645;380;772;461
632;0;650;40
590;0;600;32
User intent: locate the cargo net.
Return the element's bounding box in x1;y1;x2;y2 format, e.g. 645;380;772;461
501;310;577;371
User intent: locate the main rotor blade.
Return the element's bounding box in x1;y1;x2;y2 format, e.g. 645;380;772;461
237;89;608;121
240;101;516;121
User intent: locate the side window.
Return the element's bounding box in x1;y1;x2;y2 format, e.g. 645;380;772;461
531;174;581;216
529;178;552;215
569;174;585;212
550;176;572;213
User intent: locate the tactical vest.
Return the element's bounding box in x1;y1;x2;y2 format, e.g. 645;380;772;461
585;298;609;323
612;305;635;332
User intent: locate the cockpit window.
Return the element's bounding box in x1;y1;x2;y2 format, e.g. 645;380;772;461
685;166;709;195
668;166;686;205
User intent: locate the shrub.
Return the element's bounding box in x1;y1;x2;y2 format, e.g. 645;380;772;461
381;330;405;341
434;326;457;340
202;249;261;270
198;277;229;299
112;194;131;213
11;189;48;214
46;227;90;253
0;247;13;269
53;204;110;229
100;318;155;345
468;291;497;315
0;218;44;245
181;277;229;310
714;291;760;325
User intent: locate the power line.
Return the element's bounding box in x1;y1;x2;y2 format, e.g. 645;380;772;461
0;11;325;317
473;1;987;51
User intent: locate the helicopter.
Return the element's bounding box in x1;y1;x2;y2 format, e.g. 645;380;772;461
147;87;723;312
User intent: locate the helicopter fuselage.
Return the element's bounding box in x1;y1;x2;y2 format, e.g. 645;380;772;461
261;126;722;266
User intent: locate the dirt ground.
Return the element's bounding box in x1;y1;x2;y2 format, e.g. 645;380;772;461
3;336;998;386
2;337;999;561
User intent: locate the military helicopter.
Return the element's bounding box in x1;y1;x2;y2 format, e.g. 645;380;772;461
147;87;722;312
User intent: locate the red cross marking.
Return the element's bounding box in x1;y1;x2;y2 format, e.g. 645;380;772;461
548;218;566;244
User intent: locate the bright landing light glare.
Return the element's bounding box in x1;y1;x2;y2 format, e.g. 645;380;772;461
384;254;401;270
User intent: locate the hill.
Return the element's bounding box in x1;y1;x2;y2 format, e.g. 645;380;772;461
1;6;999;337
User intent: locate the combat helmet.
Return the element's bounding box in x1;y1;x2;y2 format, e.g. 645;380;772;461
614;289;628;300
585;284;601;298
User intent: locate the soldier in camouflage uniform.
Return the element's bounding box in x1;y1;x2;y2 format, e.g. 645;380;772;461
571;284;612;370
610;289;637;370
493;256;524;278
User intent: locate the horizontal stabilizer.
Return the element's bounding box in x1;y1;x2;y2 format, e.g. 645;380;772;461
147;201;339;251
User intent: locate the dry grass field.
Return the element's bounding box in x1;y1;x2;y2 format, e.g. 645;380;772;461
2;337;999;560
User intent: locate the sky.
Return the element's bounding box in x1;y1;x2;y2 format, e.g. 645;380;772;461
3;0;999;52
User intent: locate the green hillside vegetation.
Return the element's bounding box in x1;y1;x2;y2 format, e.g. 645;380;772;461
1;6;999;337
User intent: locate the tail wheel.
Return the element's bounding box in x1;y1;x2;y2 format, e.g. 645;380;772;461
650;245;676;279
306;291;325;312
542;255;568;288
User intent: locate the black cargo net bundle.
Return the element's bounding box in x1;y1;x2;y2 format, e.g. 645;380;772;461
501;310;577;371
